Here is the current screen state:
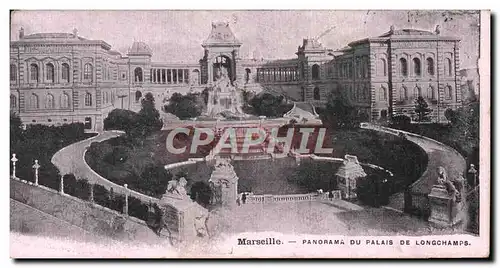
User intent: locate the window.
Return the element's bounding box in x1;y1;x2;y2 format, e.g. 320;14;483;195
413;58;421;76
313;87;321;100
445;85;453;99
10;64;16;82
30;94;39;109
379;59;387;76
445;58;452;76
426;58;434;76
61;63;70;82
400;86;408;101
45;63;55;82
312;64;320;80
10;95;17;108
399;58;408;77
84;63;93;81
380;110;388;120
427;86;435;100
413;86;421;98
46;94;55;109
135;90;142;103
245;68;251;84
61;93;70;108
379;86;387;101
85;92;92;106
30;63;39;82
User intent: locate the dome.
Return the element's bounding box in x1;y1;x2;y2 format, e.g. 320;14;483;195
128;41;152;56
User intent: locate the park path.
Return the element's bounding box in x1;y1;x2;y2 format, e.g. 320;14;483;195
51;130;158;202
360;123;467;212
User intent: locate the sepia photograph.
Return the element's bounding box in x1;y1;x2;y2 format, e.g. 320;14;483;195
8;9;489;258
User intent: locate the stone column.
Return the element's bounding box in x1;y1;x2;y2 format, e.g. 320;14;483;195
32;159;40;185
11;153;18;179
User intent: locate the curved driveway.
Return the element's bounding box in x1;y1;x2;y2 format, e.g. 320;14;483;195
360;123;467;211
51;130;158;202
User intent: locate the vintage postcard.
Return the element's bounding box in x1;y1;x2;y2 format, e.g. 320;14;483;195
9;10;490;258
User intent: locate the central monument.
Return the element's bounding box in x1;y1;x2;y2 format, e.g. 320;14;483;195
201;22;247;118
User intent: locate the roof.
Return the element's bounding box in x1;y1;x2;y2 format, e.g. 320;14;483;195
202;22;241;47
12;31;112;50
335;155;367;179
347;26;460;47
23;33;89;41
128;41;152;56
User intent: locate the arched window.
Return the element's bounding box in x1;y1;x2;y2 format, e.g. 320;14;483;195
400;58;408;77
30;94;39;109
445;85;453;99
312;64;320;80
245;68;251;84
378;58;387;76
413;86;421;98
400;86;408;101
445;58;452;76
426;58;434;76
379;86;387;101
10;64;17;82
30;63;39;82
10;95;17;108
313;87;321;100
135;90;142;102
301;87;306;101
46;93;55;109
134;67;143;82
45;63;55;82
413;58;421;76
362;57;368;78
61;93;70;108
85;92;92;106
426;86;435;100
61;63;70;83
84;63;93;81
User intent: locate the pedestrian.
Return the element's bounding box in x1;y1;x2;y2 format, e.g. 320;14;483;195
236;197;241;206
242;193;247;204
328;190;334;201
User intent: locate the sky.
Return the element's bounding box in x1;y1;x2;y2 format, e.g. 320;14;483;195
10;10;481;68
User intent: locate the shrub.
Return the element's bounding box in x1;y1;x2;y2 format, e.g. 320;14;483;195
93;184;110;208
189;181;213;208
74;179;91;200
164;92;203;120
392;115;412;127
63;174;78;196
128;196;149;221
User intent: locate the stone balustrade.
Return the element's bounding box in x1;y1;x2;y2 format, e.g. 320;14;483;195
245;190;342;204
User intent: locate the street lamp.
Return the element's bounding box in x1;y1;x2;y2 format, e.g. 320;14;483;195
11;153;18;178
468;164;478;188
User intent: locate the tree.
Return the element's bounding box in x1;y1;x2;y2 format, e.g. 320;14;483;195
138;93;163;135
10;112;23;148
250;93;292;117
189;181;213;208
164;93;203;120
320;93;357;128
414;96;433;122
104;109;140;134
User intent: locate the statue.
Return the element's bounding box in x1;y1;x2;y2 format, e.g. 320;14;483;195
164;177;189;199
435;166;460;203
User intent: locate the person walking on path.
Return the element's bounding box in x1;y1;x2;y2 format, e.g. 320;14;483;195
328;190;334;201
242;193;247;204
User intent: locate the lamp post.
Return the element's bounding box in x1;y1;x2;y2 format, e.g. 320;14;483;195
11;154;18;178
468;164;478;188
32;159;40;185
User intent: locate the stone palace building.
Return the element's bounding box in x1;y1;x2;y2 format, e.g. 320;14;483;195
10;22;463;131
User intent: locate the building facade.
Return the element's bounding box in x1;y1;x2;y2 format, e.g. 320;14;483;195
10;23;462;131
